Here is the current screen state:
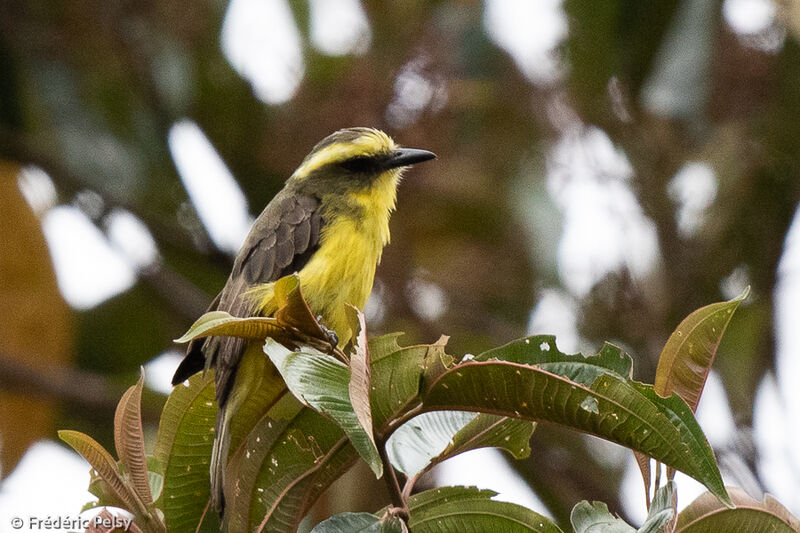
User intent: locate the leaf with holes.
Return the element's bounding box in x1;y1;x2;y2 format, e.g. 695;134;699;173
153;372;220;533
421;339;731;507
223;396;359;532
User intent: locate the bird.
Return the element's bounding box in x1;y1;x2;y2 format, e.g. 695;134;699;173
171;127;435;514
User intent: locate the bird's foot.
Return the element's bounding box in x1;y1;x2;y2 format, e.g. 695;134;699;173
316;315;339;350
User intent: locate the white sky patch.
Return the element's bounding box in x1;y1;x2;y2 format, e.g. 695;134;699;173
621;459;717;526
221;0;304;105
17;166;57;217
406;276;448;322
721;264;751;300
619;457;648;525
42;206;136;309
105;209;159;269
365;279;387;326
527;288;580;354
668;161;718;238
386;58;448;130
694;371;736;448
433;448;551;518
770;206;800;511
483;0;566;85
547;126;660;298
723;0;776;35
0;441;93;531
774;204;800;424
723;0;785;52
145;350;185;395
168;120;253;255
754;373;800;511
309;0;371;56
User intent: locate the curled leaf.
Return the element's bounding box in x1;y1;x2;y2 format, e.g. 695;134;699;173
655;287;749;410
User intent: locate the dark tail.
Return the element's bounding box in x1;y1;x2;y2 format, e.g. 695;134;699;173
171;338;206;385
210;403;231;515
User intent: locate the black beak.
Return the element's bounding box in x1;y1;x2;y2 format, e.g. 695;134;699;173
385;148;436;170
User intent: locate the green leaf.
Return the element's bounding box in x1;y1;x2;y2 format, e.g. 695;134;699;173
408;486;563;532
147;459;164;503
114;370;153;507
174;275;337;356
421;340;731;506
445;414;533;462
387;411;476;477
153;372;220;533
225;400;359;532
655;287;749;410
173;311;284;344
265;339;382;477
640;481;676;533
310;512;407;533
477;336;633;378
630;382;726;499
386;411;533;478
311;512;381;533
570;501;636;532
369;341;429;432
676;488;800;533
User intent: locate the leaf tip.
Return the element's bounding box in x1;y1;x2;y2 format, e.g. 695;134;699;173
173;332;192;343
735;285;751;302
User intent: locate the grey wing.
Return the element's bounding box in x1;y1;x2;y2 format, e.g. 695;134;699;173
171;194;323;406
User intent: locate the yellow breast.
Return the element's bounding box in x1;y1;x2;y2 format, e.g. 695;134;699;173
252;169;399;347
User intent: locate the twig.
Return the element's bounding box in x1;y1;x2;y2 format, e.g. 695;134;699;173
376;436;408;517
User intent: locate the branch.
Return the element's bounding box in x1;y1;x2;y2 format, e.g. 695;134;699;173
0;350;162;420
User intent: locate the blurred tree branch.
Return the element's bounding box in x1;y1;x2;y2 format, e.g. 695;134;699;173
0;127;232;270
0;350;163;420
1;128;217;321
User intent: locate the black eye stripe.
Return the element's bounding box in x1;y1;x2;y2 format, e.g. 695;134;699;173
338;155;383;173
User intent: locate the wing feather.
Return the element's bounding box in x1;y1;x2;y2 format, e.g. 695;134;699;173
171;192;324;407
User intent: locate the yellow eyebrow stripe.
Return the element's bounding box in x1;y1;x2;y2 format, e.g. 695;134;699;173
291;129;397;179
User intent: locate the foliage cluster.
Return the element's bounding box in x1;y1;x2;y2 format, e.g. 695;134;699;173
60;278;799;532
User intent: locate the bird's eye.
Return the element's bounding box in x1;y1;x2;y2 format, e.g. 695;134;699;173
339;156;378;173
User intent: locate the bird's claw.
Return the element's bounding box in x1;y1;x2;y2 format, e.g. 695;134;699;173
316;315;339;350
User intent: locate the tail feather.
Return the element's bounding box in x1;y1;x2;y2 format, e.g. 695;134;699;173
210;404;231;515
171;338;205;385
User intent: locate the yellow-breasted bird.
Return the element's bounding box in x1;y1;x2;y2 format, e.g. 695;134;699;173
171;127;435;513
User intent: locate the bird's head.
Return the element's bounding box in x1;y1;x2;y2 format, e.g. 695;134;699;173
288;128;435;204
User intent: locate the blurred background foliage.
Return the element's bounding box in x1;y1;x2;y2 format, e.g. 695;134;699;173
1;0;799;528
